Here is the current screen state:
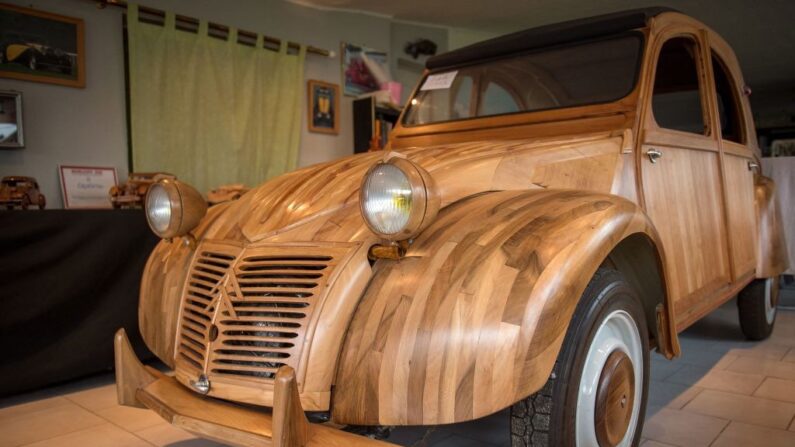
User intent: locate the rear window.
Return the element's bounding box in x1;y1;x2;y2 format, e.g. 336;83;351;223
403;33;644;126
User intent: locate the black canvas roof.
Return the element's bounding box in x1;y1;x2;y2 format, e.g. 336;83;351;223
426;7;677;70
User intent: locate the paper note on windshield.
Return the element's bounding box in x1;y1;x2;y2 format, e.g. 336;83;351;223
421;71;458;90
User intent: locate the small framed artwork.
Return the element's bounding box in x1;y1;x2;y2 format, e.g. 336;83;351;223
0;4;85;88
307;80;340;134
59;165;117;209
0;90;23;148
341;42;387;96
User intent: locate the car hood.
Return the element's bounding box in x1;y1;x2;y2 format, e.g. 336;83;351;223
206;132;625;243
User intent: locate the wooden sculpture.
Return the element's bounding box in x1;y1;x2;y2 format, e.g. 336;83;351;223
117;8;788;447
0;176;45;209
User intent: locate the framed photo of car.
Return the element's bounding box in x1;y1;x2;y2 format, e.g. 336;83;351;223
0;4;85;88
307;80;340;135
0;90;23;148
59;165;117;209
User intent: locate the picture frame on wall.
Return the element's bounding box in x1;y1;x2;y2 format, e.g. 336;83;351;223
0;90;23;148
341;42;387;96
59;165;117;209
0;3;86;88
307;80;340;135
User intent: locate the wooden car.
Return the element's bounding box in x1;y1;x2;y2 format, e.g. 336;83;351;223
207;183;249;206
109;172;172;209
0;176;45;209
115;8;788;447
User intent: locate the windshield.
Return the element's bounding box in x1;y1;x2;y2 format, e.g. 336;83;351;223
403;33;643;126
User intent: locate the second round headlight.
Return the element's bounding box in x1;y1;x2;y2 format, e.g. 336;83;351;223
144;178;207;239
360;158;439;240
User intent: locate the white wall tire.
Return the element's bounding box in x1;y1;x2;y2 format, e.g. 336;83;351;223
510;269;649;447
738;277;779;341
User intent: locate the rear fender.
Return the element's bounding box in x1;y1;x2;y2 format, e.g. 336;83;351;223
755;175;789;277
333;189;677;425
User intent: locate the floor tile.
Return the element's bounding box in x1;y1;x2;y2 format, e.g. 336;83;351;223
0;402;105;447
726;355;795;380
647;380;691;408
711;421;795;447
95;404;167;432
135;423;226;446
21;423;152;447
0;396;71;420
641;440;678;447
65;384;118;412
784;349;795;363
753;377;795;403
664;365;764;395
683;389;795;429
665;385;703;410
642;407;728;446
650;359;685;382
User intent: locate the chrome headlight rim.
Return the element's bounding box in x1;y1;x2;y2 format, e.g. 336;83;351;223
144;178;206;239
359;157;439;241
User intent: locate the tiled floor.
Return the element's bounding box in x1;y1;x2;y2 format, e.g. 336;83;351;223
1;288;794;447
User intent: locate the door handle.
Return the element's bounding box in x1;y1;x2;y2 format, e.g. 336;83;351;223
748;161;759;172
646;148;663;164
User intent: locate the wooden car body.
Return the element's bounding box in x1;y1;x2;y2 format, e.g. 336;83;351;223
121;8;787;445
0;176;45;209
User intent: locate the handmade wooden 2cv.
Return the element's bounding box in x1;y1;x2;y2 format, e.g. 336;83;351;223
115;8;788;447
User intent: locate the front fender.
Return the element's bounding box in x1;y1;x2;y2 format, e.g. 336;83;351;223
333;189;674;425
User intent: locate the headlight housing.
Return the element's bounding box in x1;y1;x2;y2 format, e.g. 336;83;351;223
360;157;439;240
145;178;207;239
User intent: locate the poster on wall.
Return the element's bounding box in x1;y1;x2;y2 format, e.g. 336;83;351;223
59;165;117;209
341;42;387;96
0;90;23;148
307;80;339;134
0;4;85;88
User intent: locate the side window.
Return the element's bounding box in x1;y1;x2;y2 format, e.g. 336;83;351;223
451;76;473;120
652;37;707;135
711;53;745;144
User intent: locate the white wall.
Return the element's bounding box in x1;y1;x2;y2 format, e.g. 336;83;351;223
0;0;450;207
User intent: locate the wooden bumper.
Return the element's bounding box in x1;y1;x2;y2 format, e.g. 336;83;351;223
114;329;394;447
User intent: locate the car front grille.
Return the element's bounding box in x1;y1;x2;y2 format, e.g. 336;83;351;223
175;241;349;388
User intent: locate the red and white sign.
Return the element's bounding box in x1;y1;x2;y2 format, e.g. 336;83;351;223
59;165;117;209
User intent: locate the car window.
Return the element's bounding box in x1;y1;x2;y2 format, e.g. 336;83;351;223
711;52;745;144
652;37;707;135
479;82;520;116
404;33;643;126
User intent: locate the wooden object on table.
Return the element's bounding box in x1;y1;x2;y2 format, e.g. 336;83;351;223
207;183;249;205
0;176;45;209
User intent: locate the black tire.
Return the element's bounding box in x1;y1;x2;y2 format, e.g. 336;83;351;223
510;268;650;447
737;277;779;341
37;194;46;210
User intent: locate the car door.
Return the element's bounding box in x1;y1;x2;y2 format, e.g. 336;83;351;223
708;45;758;283
639;33;732;329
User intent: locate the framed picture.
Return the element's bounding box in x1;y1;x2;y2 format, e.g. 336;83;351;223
341;42;387;96
0;90;23;148
307;80;339;134
59;165;117;209
0;4;85;88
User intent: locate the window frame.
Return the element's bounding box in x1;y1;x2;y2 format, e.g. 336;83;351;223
709;50;747;145
647;33;713;138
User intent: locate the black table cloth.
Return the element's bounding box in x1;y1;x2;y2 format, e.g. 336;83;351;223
0;210;159;396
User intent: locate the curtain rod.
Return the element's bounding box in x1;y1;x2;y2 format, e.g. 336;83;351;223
93;0;333;57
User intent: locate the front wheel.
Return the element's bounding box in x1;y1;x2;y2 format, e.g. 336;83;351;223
737;277;780;341
510;269;649;447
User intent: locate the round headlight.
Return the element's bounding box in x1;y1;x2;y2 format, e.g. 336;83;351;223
360;158;439;240
146;183;172;234
144;178;207;239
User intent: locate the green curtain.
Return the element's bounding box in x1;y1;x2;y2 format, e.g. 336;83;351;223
126;4;306;194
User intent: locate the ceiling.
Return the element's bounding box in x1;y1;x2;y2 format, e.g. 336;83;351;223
292;0;795;92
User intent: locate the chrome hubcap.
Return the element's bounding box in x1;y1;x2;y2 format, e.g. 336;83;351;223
576;310;643;447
